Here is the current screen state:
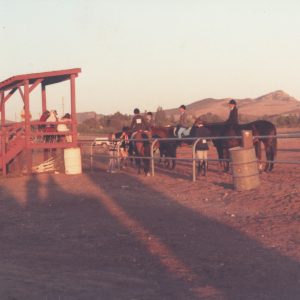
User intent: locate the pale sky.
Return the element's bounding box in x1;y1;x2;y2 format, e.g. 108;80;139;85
1;0;300;120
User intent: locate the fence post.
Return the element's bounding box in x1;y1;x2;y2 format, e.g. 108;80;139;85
192;138;201;182
242;130;253;148
90;142;93;171
116;141;121;170
1;129;7;176
151;139;158;176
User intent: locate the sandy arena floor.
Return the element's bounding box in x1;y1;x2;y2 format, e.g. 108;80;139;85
0;135;299;299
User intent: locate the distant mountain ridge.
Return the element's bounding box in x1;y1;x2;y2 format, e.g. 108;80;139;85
164;90;300;120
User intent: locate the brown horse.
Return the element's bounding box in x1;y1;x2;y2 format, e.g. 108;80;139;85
191;119;277;172
151;126;178;169
131;131;151;175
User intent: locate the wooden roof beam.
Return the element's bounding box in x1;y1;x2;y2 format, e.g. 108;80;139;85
3;87;18;103
29;78;44;93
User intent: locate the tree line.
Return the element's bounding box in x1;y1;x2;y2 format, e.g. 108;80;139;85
78;107;300;134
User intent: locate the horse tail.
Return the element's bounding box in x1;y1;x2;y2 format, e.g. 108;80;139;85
270;132;277;161
268;125;277;171
272;135;277;159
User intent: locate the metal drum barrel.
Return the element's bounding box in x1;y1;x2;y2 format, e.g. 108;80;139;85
229;146;260;191
64;147;82;175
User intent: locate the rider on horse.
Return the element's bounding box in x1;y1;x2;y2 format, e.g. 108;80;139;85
176;105;190;138
145;111;155;128
226;99;238;126
130;108;151;138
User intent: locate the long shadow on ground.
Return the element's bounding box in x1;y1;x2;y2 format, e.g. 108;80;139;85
0;172;299;299
0;175;197;299
87;170;300;300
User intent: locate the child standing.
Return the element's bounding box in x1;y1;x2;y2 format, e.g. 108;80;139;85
119;127;130;169
107;133;118;173
194;119;210;176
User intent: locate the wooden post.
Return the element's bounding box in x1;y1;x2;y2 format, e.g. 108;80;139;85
70;74;78;146
41;83;47;112
24;80;32;174
41;83;48;161
1;92;6;176
242;130;253;149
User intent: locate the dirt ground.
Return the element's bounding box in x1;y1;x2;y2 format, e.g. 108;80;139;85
0;134;300;299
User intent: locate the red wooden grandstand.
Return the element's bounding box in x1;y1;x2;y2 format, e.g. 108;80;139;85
0;68;81;176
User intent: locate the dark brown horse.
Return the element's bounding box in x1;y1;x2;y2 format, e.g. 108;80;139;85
191;119;277;172
131;131;151;175
239;120;277;172
151;126;178;169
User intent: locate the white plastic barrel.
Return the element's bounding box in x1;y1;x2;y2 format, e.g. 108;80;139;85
64;147;82;175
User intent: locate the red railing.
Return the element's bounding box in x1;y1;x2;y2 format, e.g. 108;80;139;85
1;120;77;175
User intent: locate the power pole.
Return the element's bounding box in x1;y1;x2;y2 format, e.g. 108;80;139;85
62;96;65;116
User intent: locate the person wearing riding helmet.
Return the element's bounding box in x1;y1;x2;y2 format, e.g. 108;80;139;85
146;111;155;128
130;108;148;131
226;99;238;126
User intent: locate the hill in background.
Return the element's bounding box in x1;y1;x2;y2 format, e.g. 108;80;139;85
76;90;300;125
163;90;300;121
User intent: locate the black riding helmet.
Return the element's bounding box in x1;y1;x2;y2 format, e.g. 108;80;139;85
133;108;140;114
179;104;186;110
229;99;237;105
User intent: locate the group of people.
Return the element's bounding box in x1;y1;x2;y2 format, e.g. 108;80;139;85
129;99;238;137
107;99;238;175
39;110;72;142
20;106;73;143
129;109;154;133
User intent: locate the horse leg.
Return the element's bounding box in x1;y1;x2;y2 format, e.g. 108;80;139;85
171;145;177;169
264;141;276;172
123;152;128;168
136;158;141;174
268;137;277;172
216;144;224;172
165;157;170;169
202;161;207;176
197;160;202;175
255;141;263;173
171;157;176;169
144;158;150;176
263;141;272;172
223;148;230;172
